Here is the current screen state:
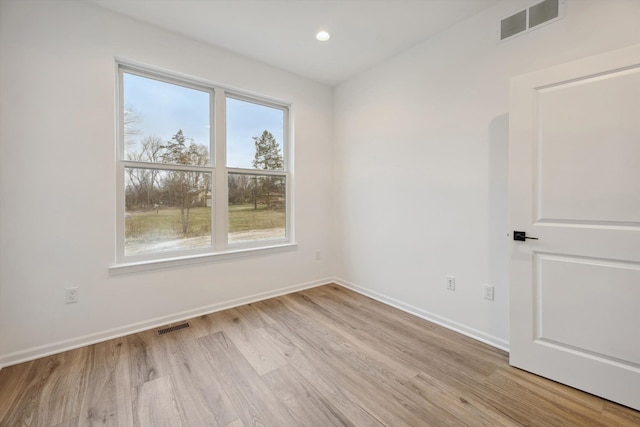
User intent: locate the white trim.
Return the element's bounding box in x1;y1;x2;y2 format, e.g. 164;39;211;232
115;58;292;107
109;242;298;275
226;92;291;117
116;61;294;265
333;277;510;352
115;63;125;262
227;167;286;177
0;277;331;370
286;104;295;244
214;89;226;250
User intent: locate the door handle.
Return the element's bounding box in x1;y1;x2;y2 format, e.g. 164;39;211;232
513;231;538;241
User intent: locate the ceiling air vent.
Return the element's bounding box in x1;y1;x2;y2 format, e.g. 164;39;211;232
500;0;564;42
501;10;527;40
529;0;560;28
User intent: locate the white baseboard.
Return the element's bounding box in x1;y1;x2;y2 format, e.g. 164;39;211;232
0;276;509;370
333;277;510;352
0;277;334;370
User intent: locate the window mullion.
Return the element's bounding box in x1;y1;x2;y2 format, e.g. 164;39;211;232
214;90;228;250
284;107;293;242
121;160;212;173
226;167;286;177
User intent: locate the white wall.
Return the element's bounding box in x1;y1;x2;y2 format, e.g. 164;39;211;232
0;0;334;366
333;0;640;348
2;0;639;368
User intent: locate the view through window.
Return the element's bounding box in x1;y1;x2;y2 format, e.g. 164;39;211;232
226;97;286;243
118;66;290;261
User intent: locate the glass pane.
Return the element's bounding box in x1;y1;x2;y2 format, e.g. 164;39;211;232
123;72;210;166
226;97;284;170
125;167;212;255
228;173;286;243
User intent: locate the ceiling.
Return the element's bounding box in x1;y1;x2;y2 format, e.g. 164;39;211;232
88;0;499;86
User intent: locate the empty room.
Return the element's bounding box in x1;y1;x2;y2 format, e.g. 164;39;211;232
1;0;639;425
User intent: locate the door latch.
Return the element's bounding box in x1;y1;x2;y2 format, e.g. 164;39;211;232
513;231;538;241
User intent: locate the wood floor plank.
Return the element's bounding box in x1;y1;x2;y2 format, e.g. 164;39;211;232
328;294;504;382
284;325;473;426
265;297;455;426
198;331;299;426
261;364;355;426
255;323;298;362
359;294;507;363
358;297;507;365
0;360;32;424
249;299;388;425
187;313;224;339
296;285;330;299
285;292;361;333
321;283;371;307
162;328;239;426
1;284;638;426
263;321;387;426
404;371;519;426
485;367;614;427
1;348;88;426
492;364;606;413
601;401;640;426
77;337;132;427
281;293;420;381
135;375;185;427
292;290;500;388
0;359;42;426
41;349;89;425
127;328;178;427
214;308;288;376
280;324;435;426
234;302;277;329
418;357;607;427
127;329;170;388
51;417;80;427
354;318;500;382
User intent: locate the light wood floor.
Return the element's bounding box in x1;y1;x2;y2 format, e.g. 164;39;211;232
1;284;639;426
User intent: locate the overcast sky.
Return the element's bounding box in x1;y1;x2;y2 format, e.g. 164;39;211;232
124;72;283;169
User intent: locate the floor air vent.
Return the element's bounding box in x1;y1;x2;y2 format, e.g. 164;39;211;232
500;0;563;42
157;322;190;335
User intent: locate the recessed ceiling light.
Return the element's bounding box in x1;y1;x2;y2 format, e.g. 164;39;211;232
316;31;330;42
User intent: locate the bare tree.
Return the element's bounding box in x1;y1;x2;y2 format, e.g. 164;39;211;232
228;174;253;205
126;135;164;208
123;104;141;148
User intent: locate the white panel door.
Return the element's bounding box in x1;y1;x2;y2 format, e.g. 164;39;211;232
509;44;640;411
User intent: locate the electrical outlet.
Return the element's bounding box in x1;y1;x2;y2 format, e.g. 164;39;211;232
315;250;322;261
483;284;494;301
65;287;79;304
446;276;456;291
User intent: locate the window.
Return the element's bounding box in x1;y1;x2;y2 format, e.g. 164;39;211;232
226;96;287;243
116;64;292;266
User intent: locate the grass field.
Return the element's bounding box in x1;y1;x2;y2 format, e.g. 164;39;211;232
125;204;285;241
228;204;285;232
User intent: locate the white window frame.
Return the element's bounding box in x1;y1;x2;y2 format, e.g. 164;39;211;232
111;61;295;274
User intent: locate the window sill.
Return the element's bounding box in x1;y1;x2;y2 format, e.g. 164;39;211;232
109;242;298;275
